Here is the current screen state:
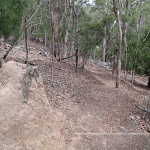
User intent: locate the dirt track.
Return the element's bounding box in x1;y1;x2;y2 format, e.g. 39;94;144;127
38;58;150;149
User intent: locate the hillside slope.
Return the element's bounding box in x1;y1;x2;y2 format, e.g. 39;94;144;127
0;42;150;149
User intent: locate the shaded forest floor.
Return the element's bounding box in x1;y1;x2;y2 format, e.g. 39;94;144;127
1;42;150;149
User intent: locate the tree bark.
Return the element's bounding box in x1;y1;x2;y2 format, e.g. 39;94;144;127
51;10;55;87
74;1;82;73
61;0;67;59
124;0;131;81
148;76;150;88
52;2;59;59
62;30;67;59
75;14;79;73
45;29;47;49
102;0;107;62
80;50;88;70
25;12;28;65
102;37;106;62
113;0;123;88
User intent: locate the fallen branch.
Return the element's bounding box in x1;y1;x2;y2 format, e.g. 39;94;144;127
119;126;128;131
57;54;75;61
131;115;138;125
135;104;150;113
3;32;22;60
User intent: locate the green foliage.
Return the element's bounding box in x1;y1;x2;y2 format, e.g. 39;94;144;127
121;14;128;24
136;27;150;75
123;25;150;76
94;47;102;59
129;16;137;28
0;0;27;39
78;11;103;54
102;15;114;26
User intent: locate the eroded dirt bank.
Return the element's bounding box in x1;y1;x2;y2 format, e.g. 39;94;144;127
0;61;66;150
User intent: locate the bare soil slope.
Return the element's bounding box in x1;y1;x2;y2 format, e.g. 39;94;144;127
41;60;150;150
0;42;150;149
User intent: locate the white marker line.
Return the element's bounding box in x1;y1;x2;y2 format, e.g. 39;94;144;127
73;133;150;135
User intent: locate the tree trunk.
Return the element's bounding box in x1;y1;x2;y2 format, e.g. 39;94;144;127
62;30;67;59
116;21;122;88
102;0;107;62
73;0;82;73
81;51;88;71
61;0;68;59
124;0;131;82
102;37;106;62
124;30;128;82
75;14;79;73
148;76;150;88
94;48;96;63
51;10;55;87
113;0;123;88
52;2;59;59
45;29;47;49
25;28;28;65
25;11;28;66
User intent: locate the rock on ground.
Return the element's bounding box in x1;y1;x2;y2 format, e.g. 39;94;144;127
0;61;66;150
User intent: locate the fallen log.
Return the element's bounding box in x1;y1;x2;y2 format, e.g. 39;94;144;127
57;54;75;61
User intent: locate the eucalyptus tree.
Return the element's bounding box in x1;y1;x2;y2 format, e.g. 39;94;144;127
73;0;88;72
112;0;123;88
